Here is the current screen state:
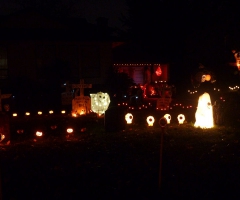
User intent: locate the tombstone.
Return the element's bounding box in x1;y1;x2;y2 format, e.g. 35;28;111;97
71;79;92;115
0;112;10;145
104;106;126;132
61;81;73;106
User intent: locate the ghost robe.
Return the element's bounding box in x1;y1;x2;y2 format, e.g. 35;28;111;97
194;92;214;128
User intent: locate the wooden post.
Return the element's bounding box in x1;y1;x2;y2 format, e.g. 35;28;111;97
158;117;167;190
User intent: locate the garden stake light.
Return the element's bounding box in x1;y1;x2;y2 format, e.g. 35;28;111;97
146;116;155;126
163;114;171;124
177;114;185;124
125;113;133;124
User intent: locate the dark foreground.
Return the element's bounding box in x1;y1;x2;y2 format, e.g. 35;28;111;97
0;117;240;200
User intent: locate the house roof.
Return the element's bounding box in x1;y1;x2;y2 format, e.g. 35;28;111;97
112;41;170;63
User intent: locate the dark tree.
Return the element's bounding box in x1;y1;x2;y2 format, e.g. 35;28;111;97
105;66;135;99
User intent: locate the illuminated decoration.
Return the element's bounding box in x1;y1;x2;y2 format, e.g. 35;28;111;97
72;79;92;116
50;125;57;130
17;129;24;134
36;131;43;137
38;111;42;115
205;74;211;81
155;65;162;76
25;112;30;116
0;133;5;142
164;114;171;124
146;116;155;126
12;113;17;117
71;112;77;117
194;92;214;128
90;92;110;115
177;114;185;124
49;110;54;114
125;113;133;124
61;110;66;114
233;50;240;70
67;128;73;133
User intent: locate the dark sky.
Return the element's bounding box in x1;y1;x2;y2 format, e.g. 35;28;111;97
0;0;128;29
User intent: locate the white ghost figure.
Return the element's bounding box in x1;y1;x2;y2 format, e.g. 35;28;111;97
90;92;110;115
194;92;214;128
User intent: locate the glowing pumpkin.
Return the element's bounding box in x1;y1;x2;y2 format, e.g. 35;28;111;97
194;92;214;128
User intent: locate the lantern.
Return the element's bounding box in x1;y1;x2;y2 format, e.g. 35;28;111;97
36;131;43;137
194;92;214;128
164;114;171;124
177;114;185;124
90;92;110;115
146;116;155;126
125;113;133;124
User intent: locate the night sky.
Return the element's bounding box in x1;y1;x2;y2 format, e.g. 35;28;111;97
0;0;128;29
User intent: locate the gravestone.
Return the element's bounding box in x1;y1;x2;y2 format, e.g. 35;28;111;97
71;79;92;115
61;81;73;105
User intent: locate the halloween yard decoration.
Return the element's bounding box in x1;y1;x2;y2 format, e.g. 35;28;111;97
164;114;171;124
146;116;155;126
194;92;214;128
125;113;133;124
177;114;185;124
72;79;92;116
90;92;110;115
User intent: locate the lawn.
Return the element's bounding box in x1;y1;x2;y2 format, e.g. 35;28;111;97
0;109;240;199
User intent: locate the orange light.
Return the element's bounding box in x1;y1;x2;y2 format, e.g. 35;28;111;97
25;112;30;116
12;113;17;117
61;110;66;114
49;110;54;114
38;111;42;115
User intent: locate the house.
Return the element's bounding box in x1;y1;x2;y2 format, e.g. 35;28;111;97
112;41;174;109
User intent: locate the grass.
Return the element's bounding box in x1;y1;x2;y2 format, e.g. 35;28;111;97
0;109;240;199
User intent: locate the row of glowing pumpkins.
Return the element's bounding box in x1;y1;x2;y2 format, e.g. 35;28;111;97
125;113;185;126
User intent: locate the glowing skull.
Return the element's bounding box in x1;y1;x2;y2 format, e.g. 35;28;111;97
90;92;110;115
194;92;214;128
